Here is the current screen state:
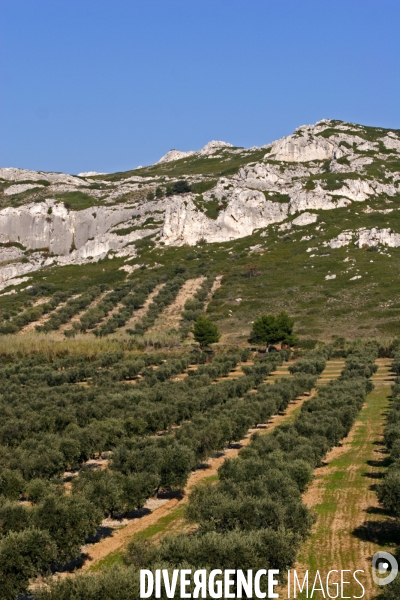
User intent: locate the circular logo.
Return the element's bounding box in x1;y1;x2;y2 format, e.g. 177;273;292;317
372;551;398;586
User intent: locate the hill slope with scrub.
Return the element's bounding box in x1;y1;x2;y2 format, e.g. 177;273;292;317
1;118;400;342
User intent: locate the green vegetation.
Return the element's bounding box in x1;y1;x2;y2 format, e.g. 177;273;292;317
192;194;228;219
126;276;185;336
192;315;220;349
316;123;400;143
53;191;97;211
0;344;292;597
1;120;400;597
120;347;376;585
251;311;296;347
190;179;218;194
376;352;400;599
92;279;157;337
95;148;269;181
4;191;400;343
178;276;214;339
168;180;191;195
295;358;392;599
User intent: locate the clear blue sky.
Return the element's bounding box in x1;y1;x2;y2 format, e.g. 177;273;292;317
1;0;400;174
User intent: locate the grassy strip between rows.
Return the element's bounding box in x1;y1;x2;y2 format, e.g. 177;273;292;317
374;353;400;600
295;364;393;599
90;506;188;574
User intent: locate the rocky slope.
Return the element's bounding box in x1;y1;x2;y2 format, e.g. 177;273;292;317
0;118;399;291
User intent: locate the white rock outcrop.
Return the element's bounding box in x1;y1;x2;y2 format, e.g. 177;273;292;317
4;183;45;196
0;167;86;186
0;201;142;255
77;171;107;177
1;119;399;289
157;140;233;164
327;227;400;250
269;131;346;162
327;231;353;249
382;135;400;153
157;149;196;163
292;212;318;226
162;189;287;246
357;227;400;248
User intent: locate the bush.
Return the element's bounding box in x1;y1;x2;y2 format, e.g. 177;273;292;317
251;311;297;346
193;315;220;349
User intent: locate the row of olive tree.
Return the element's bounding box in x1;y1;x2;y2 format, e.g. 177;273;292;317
0;350;293;597
120;346;377;581
376;349;400;599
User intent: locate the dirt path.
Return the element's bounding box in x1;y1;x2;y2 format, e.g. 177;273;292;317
32;297;51;307
58;290;109;333
79;360;333;572
294;358;396;599
120;284;165;333
147;277;206;334
19;295;80;334
315;359;347;386
204;275;222;309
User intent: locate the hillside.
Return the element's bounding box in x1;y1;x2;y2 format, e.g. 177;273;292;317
1;118;400;342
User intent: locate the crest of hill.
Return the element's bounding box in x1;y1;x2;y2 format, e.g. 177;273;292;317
2;119;400;341
157;140;235;163
1;118;400;297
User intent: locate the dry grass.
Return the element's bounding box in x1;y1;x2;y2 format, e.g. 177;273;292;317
0;332;127;359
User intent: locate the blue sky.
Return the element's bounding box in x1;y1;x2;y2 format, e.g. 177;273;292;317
1;0;400;174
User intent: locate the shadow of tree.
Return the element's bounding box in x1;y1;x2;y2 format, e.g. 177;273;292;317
352;519;400;546
363;471;386;479
366;506;393;517
157;489;184;500
367;457;392;468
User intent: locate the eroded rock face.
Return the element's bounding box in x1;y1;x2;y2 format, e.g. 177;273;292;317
269;131;345;162
1;119;400;290
0;201;140;255
162;189;287;245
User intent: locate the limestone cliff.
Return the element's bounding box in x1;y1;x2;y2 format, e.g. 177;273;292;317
0;119;399;291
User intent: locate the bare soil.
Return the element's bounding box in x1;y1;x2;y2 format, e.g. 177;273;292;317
19;295;80;334
148;277;206;334
58;290;110;333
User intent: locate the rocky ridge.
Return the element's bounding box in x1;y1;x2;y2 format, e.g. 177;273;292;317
0;119;400;291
